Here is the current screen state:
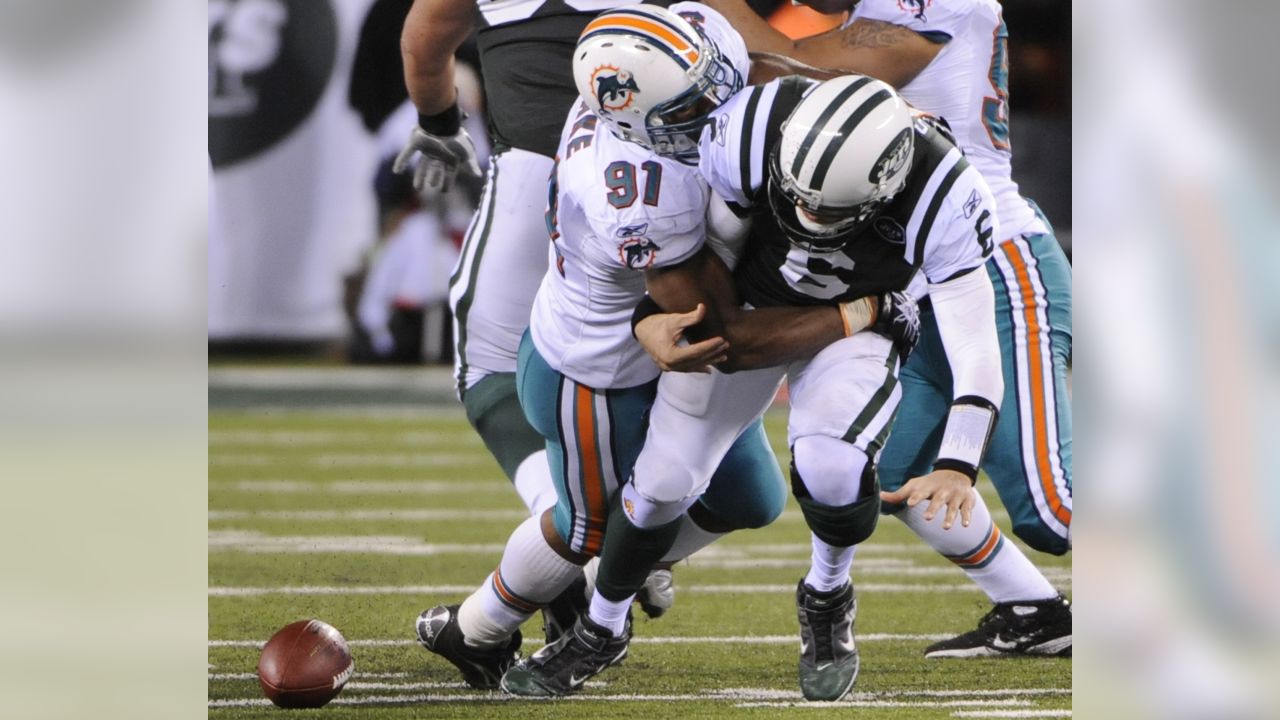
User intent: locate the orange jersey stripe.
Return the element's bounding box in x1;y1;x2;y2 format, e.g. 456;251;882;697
582;16;700;65
1001;241;1071;526
575;385;606;555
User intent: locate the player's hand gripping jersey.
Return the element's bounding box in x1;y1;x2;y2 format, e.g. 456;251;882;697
529;101;713;389
848;0;1046;238
699;76;998;309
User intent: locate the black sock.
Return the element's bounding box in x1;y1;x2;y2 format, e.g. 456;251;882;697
594;494;680;602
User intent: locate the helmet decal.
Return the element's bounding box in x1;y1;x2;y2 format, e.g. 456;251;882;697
869;127;913;186
592;66;640;111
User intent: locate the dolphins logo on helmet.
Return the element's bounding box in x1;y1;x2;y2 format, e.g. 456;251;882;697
592;66;640;111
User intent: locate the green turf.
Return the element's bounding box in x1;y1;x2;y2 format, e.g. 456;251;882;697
209;407;1071;719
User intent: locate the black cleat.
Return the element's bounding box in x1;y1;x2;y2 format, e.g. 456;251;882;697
542;575;590;645
925;594;1072;658
796;580;859;701
500;614;629;697
415;604;521;689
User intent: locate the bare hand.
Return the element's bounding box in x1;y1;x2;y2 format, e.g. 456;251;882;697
880;469;975;530
634;303;729;373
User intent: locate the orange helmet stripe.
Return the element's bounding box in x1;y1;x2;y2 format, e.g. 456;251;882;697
582;15;701;65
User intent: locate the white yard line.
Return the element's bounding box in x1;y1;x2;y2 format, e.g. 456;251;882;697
211;480;511;494
209;633;952;649
210;693;1048;709
209;583;987;597
952;707;1070;712
210;453;486;467
209;509;527;522
209;430;480;446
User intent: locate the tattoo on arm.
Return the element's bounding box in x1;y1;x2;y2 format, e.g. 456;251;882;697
839;19;917;50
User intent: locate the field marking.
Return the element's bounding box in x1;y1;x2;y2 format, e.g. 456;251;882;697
209;509;528;522
210;692;1046;709
209;430;480;447
209;633;951;649
211;480;512;494
211;453;487;468
208;532;506;556
209;583;987;597
952;707;1070;712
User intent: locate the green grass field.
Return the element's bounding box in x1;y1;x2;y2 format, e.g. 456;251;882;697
209;404;1071;719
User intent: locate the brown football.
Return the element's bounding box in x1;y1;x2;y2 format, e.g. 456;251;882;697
257;619;354;709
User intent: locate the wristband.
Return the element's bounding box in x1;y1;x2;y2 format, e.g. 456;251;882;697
838;296;876;337
418;101;462;136
630;295;664;338
934;395;999;483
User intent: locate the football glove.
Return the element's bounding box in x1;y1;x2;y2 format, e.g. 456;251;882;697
392;102;482;193
871;290;921;360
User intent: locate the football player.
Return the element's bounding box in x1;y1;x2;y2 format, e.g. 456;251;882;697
410;6;910;694
607;75;1006;700
395;0;681;625
699;0;1074;658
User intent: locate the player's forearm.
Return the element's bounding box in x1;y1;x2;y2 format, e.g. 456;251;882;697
401;0;474;115
929;268;1004;480
716;305;844;371
930;269;1003;405
704;0;798;58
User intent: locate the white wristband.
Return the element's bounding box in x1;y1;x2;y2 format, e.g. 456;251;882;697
936;399;998;478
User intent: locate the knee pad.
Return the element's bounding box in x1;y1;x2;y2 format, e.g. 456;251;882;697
463;373;545;480
620;479;696;529
792;458;881;547
792;435;869;506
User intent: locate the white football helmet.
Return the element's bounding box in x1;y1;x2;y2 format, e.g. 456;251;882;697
768;75;915;250
573;4;743;163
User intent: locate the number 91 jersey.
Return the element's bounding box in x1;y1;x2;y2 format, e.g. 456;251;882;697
529;100;711;390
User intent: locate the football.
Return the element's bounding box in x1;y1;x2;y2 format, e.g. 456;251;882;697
257;619;354;709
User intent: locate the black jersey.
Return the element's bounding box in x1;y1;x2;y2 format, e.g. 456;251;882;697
475;0;672;157
697;76;998;309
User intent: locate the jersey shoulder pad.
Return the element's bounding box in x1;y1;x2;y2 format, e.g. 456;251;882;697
698;76;814;208
852;0;985;40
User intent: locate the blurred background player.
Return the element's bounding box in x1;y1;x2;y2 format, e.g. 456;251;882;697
702;0;1074;657
346;94;486;363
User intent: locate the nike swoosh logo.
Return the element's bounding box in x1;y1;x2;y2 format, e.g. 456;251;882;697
815;663;833;671
991;636;1020;650
568;673;589;687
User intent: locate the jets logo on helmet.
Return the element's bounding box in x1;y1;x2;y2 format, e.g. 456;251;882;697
593;66;640;111
572;4;743;163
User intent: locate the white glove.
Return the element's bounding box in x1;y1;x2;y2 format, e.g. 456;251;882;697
392;120;482;193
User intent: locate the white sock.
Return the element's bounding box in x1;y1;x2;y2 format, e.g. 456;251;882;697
894;493;1057;603
513;450;557;516
457;514;581;646
588;591;633;636
804;534;855;592
659;513;725;563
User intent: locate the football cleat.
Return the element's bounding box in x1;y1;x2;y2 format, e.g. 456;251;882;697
924;594;1072;658
415;604;521;689
583;557;677;619
541;574;590;645
499;614;629;697
795;580;860;701
637;567;675;619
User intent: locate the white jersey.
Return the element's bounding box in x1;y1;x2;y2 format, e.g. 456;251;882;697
849;0;1048;238
529;100;711;389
